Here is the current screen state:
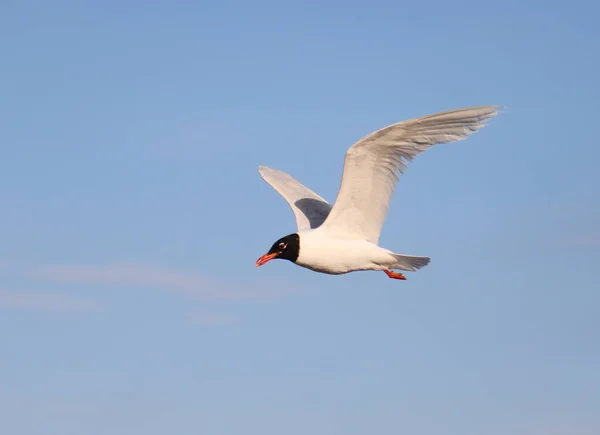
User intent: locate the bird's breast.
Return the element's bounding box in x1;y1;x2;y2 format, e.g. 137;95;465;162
295;230;394;275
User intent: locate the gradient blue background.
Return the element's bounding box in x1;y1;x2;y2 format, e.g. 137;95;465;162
1;0;599;434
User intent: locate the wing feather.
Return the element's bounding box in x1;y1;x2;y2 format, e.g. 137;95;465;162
258;166;332;231
321;106;501;243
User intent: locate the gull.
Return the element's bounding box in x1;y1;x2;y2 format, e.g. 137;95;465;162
256;106;500;280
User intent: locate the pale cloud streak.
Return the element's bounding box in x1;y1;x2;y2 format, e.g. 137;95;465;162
190;311;237;326
0;260;296;321
34;262;291;301
527;423;599;435
0;289;98;313
564;234;600;248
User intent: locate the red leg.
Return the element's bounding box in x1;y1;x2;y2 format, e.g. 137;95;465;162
384;270;407;280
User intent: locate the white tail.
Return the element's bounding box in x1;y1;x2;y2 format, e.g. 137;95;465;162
391;254;431;271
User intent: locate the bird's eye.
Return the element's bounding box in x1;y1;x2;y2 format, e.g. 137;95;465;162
278;242;287;250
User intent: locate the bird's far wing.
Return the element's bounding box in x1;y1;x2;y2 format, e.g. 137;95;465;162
258;166;332;231
321;105;501;243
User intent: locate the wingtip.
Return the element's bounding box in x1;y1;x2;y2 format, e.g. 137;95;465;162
257;165;281;182
485;104;506;116
471;105;505;123
258;165;286;178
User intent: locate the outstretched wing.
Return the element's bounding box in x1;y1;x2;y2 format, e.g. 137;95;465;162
321;106;501;243
258;166;332;231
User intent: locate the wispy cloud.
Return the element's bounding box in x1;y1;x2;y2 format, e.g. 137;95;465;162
564;234;600;248
0;289;98;313
527;423;599;435
34;262;291;301
190;311;237;326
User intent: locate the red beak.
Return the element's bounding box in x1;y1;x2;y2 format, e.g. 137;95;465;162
255;252;280;267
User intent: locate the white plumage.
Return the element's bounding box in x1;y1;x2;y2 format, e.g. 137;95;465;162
257;166;331;231
256;106;501;279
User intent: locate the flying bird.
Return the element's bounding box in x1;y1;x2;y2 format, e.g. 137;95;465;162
256;106;500;280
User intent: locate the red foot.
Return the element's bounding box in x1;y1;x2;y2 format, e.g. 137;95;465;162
384;270;407;280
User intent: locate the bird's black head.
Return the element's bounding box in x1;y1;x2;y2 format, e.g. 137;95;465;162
256;233;300;267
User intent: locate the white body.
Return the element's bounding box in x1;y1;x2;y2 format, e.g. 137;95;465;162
258;106;500;276
295;227;400;275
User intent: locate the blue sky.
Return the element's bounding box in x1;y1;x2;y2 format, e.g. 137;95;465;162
1;0;599;434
